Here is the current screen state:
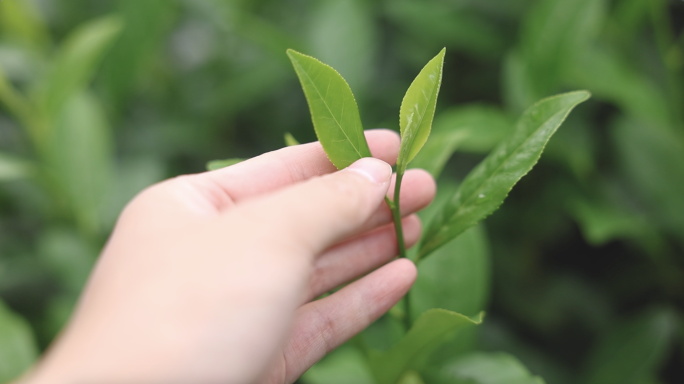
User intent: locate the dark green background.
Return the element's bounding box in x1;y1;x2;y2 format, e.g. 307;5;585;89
0;0;683;383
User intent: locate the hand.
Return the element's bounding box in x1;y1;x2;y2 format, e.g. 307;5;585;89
23;129;436;384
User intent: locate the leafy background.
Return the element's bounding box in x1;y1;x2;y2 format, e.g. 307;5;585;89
0;0;683;383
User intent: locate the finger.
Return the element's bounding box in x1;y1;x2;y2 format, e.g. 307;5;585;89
357;168;435;234
274;259;417;384
228;157;393;257
205;129;400;205
307;215;421;301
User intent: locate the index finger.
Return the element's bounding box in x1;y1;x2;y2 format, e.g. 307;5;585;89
204;129;400;203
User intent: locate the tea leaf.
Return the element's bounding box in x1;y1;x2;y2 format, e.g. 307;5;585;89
36;16;122;119
408;131;466;178
284;132;300;146
582;307;677;384
49;91;114;234
432;105;513;154
411;224;490;321
300;344;375;384
368;309;483;384
438;352;546;384
397;370;425;384
206;158;244;171
0;299;38;383
307;0;377;99
287;49;371;169
397;48;445;173
419;91;590;259
0;152;33;181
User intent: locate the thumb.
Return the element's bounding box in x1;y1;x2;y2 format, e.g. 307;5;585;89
229;157;392;256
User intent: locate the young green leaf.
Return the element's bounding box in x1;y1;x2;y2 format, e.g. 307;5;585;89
284;132;300;146
287;49;371;169
0;299;38;383
36;16;122;119
397;48;445;173
438;352;546;384
49;91;114;234
368;309;483;384
206;158;244;171
419;91;590;260
0;152;34;181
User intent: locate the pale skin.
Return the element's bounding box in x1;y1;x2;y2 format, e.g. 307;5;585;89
20;129;436;384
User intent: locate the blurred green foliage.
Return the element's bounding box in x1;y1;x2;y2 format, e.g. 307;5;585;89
0;0;683;383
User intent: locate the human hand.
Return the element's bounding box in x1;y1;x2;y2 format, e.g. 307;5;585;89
23;129;436;384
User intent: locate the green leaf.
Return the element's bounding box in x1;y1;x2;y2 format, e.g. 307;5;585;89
432;105;514;154
206;158;244;171
284;132;300;146
368;309;483;384
385;1;504;60
307;0;377;99
567;48;671;129
36;16;122;119
0;152;33;181
397;48;445;173
610;115;684;245
100;0;174;110
411;225;490;321
437;352;546;384
419;91;590;260
287;49;371;169
582;307;678;384
301;344;375;384
0;299;38;383
520;0;607;94
0;0;50;48
397;370;426;384
408;131;466;178
48;90;114;234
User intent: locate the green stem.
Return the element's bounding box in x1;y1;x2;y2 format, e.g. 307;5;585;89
385;169;412;331
388;171;407;259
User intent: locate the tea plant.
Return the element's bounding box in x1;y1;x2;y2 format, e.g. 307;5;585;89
283;48;589;383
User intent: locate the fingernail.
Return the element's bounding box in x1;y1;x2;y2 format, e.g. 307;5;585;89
347;158;392;185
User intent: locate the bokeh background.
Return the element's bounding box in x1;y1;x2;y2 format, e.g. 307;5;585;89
0;0;683;383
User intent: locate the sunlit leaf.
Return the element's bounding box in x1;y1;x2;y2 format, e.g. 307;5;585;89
397;370;426;384
397;48;445;173
284;132;300;146
287;49;371;169
0;0;50;47
368;309;483;384
419;91;590;259
36;16;122;119
0;152;33;181
437;352;546;384
206;158;244;171
0;300;38;383
301;344;375;384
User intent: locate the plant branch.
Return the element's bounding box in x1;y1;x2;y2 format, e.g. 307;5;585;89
385;170;412;331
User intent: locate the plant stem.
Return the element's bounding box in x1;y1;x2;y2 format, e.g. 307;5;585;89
385;169;412;331
388;171;407;259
